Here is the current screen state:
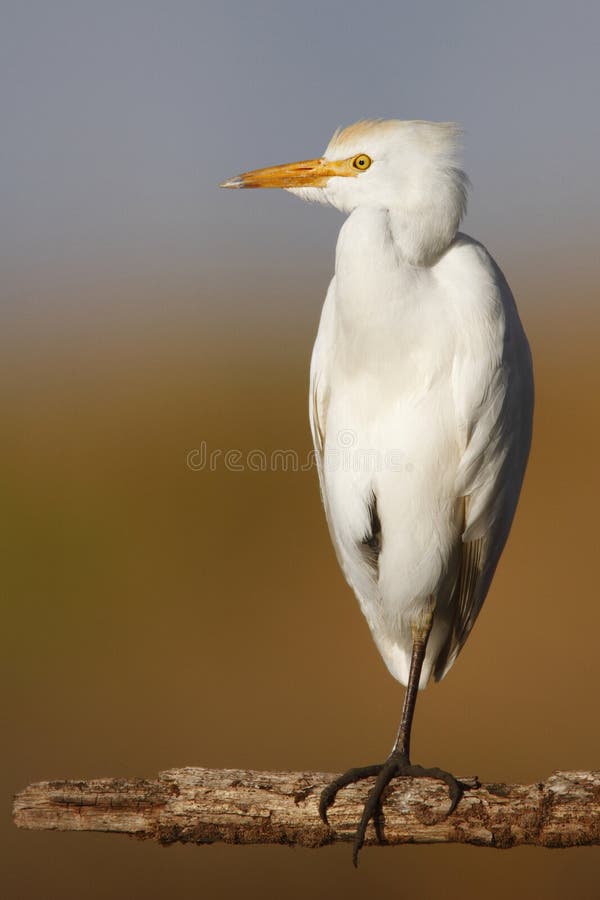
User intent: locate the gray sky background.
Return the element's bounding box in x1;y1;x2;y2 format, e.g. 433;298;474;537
2;0;599;338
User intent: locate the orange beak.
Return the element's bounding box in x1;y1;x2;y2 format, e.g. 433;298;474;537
220;156;356;189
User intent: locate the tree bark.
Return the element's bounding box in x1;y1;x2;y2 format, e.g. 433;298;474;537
13;768;600;849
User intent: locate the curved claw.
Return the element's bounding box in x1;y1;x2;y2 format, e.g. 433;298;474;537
352;760;398;866
319;764;383;826
410;765;466;816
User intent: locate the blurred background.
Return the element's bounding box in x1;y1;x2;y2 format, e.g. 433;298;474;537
2;1;600;897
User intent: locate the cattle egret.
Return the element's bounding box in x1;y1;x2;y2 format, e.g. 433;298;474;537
221;119;534;864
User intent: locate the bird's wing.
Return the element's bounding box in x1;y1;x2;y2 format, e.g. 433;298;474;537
434;271;533;681
309;279;334;506
309;278;384;615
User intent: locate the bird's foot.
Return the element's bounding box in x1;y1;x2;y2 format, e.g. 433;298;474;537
319;752;469;866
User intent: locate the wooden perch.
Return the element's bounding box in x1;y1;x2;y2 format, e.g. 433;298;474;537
13;768;600;849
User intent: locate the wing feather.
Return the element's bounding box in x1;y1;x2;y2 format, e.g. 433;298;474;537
309;278;335;478
434;268;533;681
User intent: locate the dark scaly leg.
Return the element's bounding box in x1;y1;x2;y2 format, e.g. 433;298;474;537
319;605;469;866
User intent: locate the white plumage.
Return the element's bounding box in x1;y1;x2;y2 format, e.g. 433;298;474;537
305;121;533;688
221;117;534;859
224;118;533;689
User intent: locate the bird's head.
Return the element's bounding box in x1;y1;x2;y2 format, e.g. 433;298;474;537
221;119;469;264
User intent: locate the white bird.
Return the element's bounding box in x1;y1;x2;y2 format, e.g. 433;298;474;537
221;119;534;863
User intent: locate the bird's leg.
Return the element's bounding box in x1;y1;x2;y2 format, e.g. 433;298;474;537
319;603;470;866
391;605;434;760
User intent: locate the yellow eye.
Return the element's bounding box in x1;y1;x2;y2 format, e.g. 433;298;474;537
352;154;372;171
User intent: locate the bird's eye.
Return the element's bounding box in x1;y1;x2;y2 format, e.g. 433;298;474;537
352;154;372;171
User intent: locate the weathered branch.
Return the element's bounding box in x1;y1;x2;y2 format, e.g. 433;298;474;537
13;768;600;849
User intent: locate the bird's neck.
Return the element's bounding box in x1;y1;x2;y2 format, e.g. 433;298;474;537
332;208;461;378
334;207;443;323
387;205;458;268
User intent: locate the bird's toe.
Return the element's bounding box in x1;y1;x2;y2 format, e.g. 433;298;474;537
319;764;384;826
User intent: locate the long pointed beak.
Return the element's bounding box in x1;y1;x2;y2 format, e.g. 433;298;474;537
220;156;352;189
